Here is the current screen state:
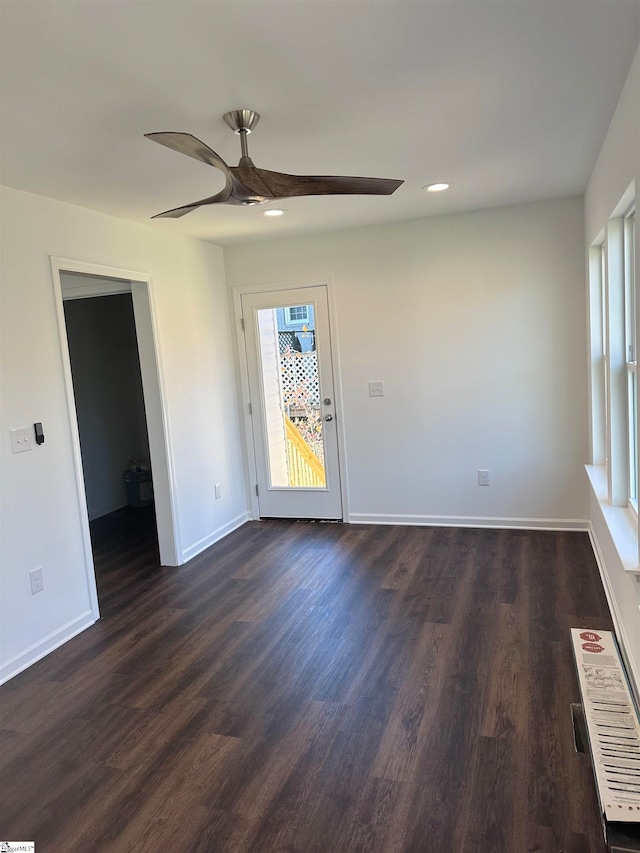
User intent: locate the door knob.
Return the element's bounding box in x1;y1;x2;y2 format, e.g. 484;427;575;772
324;414;333;422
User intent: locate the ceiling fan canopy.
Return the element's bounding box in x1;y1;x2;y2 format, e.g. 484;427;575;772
145;109;403;218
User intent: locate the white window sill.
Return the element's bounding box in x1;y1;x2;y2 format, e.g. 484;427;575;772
586;464;640;575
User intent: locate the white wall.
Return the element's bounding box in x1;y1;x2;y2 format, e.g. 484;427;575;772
585;44;639;245
63;292;149;520
584;44;640;690
225;196;588;528
0;186;248;682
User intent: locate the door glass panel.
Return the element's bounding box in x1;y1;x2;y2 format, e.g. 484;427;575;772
256;305;325;488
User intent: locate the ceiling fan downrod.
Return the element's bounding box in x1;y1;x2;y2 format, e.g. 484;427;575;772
223;109;260;167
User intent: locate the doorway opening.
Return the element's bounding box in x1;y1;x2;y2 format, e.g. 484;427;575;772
62;286;159;606
51;257;180;624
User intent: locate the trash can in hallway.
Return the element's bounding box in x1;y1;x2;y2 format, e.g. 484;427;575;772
124;468;153;508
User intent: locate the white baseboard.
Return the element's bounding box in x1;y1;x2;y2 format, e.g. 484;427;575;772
0;610;96;685
180;512;250;564
0;514;251;684
588;526;640;710
348;512;589;531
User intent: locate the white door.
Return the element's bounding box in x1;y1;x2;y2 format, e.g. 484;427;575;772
241;285;342;519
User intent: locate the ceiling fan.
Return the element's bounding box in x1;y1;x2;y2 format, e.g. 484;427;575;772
145;109;403;218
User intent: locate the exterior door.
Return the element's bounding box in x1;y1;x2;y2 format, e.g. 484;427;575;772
241;285;342;519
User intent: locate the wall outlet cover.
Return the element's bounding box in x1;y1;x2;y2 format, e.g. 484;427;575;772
29;568;44;595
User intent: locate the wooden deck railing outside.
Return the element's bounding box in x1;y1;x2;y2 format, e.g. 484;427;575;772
285;415;325;487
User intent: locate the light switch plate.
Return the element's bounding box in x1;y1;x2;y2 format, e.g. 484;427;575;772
10;427;33;454
368;381;385;397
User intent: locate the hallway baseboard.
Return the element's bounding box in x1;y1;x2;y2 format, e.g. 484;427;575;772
0;610;95;685
180;512;250;564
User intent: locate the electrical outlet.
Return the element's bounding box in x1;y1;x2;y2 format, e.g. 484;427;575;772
478;469;490;486
30;568;44;595
368;381;385;397
214;482;222;500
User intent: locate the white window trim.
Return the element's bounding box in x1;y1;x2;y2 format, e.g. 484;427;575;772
587;184;639;573
589;243;607;466
625;209;637;512
605;217;630;507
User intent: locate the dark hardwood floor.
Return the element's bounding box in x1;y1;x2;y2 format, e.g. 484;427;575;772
1;512;613;852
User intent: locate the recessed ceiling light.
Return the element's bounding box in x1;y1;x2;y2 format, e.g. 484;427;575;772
424;182;450;193
262;208;287;217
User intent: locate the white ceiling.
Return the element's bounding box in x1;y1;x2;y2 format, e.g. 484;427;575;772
1;0;638;246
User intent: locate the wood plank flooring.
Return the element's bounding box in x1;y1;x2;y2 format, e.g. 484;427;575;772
0;512;613;852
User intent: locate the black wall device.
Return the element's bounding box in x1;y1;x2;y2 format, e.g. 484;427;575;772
34;422;45;445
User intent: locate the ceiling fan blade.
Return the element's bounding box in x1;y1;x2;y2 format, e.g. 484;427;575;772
145;116;403;216
249;170;403;198
145;132;230;174
228;166;276;202
151;185;232;218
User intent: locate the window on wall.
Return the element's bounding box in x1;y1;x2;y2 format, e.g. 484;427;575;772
284;305;309;325
589;241;607;468
601;244;609;468
590;193;637;512
625;211;637;510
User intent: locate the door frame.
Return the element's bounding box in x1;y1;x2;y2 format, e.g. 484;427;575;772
51;257;181;622
232;278;350;521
